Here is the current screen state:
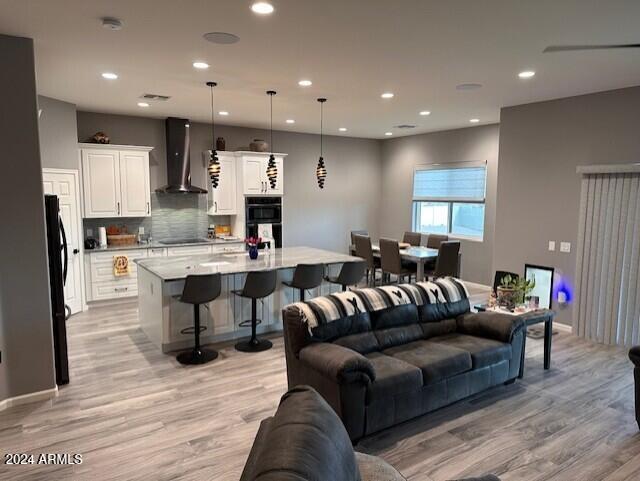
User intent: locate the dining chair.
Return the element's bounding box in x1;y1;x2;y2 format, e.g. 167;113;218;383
402;231;422;246
379;238;416;284
354;234;380;286
425;233;449;249
350;230;368;255
430;240;461;279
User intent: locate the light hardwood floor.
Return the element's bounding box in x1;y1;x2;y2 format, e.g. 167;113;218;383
1;288;638;481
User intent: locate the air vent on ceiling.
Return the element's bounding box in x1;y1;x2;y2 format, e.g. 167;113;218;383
140;93;171;101
394;124;416;129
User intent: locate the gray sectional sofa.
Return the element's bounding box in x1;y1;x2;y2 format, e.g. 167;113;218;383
282;278;526;441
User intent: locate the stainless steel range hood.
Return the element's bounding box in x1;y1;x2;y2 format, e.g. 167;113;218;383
156;117;207;194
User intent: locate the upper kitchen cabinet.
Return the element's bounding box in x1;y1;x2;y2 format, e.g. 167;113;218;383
239;152;286;196
206;151;237;215
79;144;153;218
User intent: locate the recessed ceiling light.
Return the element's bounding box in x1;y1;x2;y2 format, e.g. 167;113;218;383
203;32;240;45
419;111;431;116
137;102;149;108
456;83;482;91
298;79;312;87
385;132;393;136
381;92;394;99
251;2;274;14
101;72;118;80
285;119;295;124
518;70;536;79
339;127;347;132
193;61;209;69
219;111;229;116
469;118;480;123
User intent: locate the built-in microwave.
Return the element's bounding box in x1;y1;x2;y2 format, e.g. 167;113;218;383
245;197;282;248
246;197;282;224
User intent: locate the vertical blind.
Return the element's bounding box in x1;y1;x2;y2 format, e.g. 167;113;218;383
574;172;640;345
413;165;486;201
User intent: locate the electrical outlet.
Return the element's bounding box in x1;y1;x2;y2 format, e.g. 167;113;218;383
139;226;145;235
87;228;93;237
548;241;556;251
560;242;571;253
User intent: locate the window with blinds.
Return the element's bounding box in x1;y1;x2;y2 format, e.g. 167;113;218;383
411;163;487;239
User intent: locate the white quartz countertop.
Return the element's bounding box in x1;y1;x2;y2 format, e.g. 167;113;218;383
135;246;363;281
85;237;244;253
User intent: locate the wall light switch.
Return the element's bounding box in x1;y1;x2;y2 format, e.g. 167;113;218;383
548;241;556;251
560;242;571;253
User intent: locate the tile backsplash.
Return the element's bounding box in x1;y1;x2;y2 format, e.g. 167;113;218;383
84;193;209;241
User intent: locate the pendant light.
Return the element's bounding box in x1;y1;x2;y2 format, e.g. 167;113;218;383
266;90;278;189
316;98;327;189
207;81;220;189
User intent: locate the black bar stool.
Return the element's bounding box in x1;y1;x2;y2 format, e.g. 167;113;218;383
325;261;366;291
176;273;221;365
234;270;277;352
282;263;325;301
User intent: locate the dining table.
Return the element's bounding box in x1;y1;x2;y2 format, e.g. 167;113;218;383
350;244;439;282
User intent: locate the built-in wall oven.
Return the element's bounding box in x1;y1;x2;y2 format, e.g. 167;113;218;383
245;196;282;248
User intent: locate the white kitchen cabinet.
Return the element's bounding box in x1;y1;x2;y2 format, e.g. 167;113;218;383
239;152;286;196
211;242;245;254
148;247;167;257
166;245;212;256
119;150;151;217
242;155;264;195
81;148;121;217
207;152;237;215
80;144;153;218
86;248;148;301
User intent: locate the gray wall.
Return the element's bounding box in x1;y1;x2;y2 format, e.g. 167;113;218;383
37;95;79;170
77;112;383;253
0;35;56;403
494;86;640;325
379;124;500;284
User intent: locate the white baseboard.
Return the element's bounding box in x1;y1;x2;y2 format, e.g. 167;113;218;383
0;386;58;412
554;322;572;332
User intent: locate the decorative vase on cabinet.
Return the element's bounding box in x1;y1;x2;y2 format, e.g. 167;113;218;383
250;139;268;152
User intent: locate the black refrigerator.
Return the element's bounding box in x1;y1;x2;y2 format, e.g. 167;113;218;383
44;194;70;385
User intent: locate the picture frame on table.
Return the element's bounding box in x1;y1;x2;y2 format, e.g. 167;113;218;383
524;264;555;309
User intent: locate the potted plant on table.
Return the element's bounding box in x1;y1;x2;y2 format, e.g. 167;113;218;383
497;274;535;310
245;236;262;260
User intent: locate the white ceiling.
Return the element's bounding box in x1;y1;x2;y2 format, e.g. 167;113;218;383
2;0;640;139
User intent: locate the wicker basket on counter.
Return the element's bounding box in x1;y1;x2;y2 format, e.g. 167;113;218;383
107;234;137;246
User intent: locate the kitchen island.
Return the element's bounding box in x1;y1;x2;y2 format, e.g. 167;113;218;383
136;246;362;353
